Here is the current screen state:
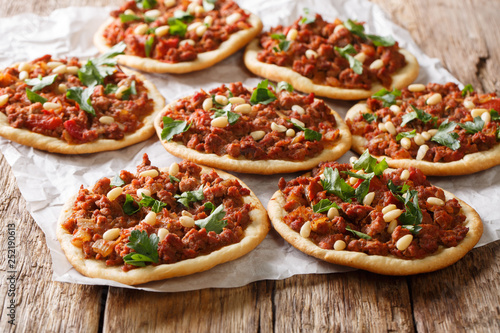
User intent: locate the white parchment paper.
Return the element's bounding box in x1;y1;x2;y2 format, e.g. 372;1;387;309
0;0;498;292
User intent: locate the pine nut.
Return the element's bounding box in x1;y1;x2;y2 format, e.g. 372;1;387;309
334;240;346;251
471;108;487;118
385;121;397;135
188;22;203;32
300;221;311;238
349;156;358;165
378;122;387;132
400;169;410;181
271;122;287;132
211;116;228;128
387;220;398;234
421;131;432;141
333;24;345;34
180;39;195;47
155;25;170;38
99;116;114;124
18;62;31;72
66;66;79;75
134;23;149;35
195;24;208;36
169;162;179;177
214;95;228;105
202;97;213;111
426;93;442;105
43;102;61;110
181;210;192;217
124;9;135;15
47;61;63;69
179;216;195;228
369;59;384;70
390;105;402;114
408;84;426;92
427;129;438;136
396;234;413;251
0;94;10;107
414;134;425;146
327;207;339;219
103;228;121;241
383;209;403;222
158;228;169;241
234;103;251;114
349;177;358;185
305;49;318;59
19;71;29;80
143;211;157;226
354;52;366;63
481;111;491;124
52;65;67;74
194;5;205;15
136;188;151;198
286;129;295;137
107;187;123;201
229;97;245;105
250;130;266;141
204;16;214;26
292;105;305;114
363;192;375;206
416;144;429;160
427;197;445;206
286;28;298;41
58;83;67;94
164;0;176;7
145;9;161;19
463;100;475;109
382;204;397;215
115;85;128;99
290;118;305;128
401;137;411;150
226;13;241;25
140;169;159;178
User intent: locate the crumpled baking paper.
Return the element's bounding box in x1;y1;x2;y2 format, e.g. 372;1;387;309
0;0;498;292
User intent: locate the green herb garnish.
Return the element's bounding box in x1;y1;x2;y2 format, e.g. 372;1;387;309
299;8;316;25
396;130;417;141
250;79;277;105
371;88;401;107
175;185;204;207
195;204;227;234
119;14;142;23
387;180;422;234
145;35;155;58
352;150;388;176
134;0;157;10
335;44;363;75
490;109;499;121
123;194;142;215
66;86;95;116
26;88;47;104
160;116;192;141
458;116;484;134
312;199;340;214
321;167;355;202
345;226;372;240
362;113;378;123
123;230;159;266
276;81;294;93
139;194;167;213
401;105;436;127
25;74;58;92
204;201;216;214
461;84;474;97
168;18;188;37
110;174;125;187
169;175;180;183
431;120;460;150
344;19;395;46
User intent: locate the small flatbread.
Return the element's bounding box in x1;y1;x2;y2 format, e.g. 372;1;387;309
57;160;270;285
94;8;262;74
0;66;165;154
154;83;352;175
244;39;419;100
267;167;483;275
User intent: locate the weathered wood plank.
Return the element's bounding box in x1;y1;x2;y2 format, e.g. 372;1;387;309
0;155;104;332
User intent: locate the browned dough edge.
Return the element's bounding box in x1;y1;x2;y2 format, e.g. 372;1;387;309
243;38;420;100
345;102;500;176
0;67;165;154
94;13;263;74
267;185;483;276
56;165;270;286
154;97;352;174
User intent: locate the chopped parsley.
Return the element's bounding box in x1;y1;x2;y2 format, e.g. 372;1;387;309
461;84;474;97
291;122;322;141
431;120;460;150
195;204;227;234
250;79;277;105
344;19;395;46
396;130;417;141
211;102;240;125
123;230;159;266
139;194;167;213
26;89;47;104
160;116;191;141
145;35;155;58
312;199;340;214
135;0;157;10
66;86;95;116
175;185;204;207
276;81;294;93
345;226;372;240
119;14;142;23
458;116;484;134
321;167;355;202
401;105;436;127
334;44;363;75
387;180;422;234
352;150;388;176
371;88;401;107
490;109;500;121
204;201;216;214
168;18;188;37
299;8;316;25
362;113;378;123
123;194;142;215
25;74;58;92
169;175;180;183
110;174;125;187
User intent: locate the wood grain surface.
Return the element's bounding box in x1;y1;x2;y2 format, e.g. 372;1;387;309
0;1;499;332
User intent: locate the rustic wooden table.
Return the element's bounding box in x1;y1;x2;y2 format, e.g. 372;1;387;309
1;0;499;332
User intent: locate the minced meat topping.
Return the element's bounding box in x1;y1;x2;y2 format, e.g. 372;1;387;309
62;154;253;271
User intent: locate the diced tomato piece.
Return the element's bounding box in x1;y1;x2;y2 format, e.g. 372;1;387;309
26;114;62;130
479;98;500;112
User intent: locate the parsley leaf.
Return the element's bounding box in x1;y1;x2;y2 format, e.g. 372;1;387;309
120;80;137;100
160;116;191;141
119;13;142;23
321;167;355;202
168;18;188;37
431;120;460;150
344;19;395;46
203;0;217;11
461;84;474;97
371;88;401;107
458;116;484;134
169;175;180;183
104;83;118;95
66;86;96;116
173;10;194;22
401;105;435;127
195;204;227;234
123;230;159;266
352;150;388;176
312;199;340;213
335;44;363;75
139;194;167;213
345;226;372;240
204;201;216;214
396;130;417;141
145;35;155;58
79;42;126;87
276;81;294;93
362;113;378;123
110;174;125;187
291;122;322;141
135;0;157;10
25;74;58;92
123;194;142;215
490;109;499;121
365;34;395;47
299;8;315;25
211;102;240;125
271;33;286;40
250;79;277;105
26;88;47;104
387;180;422;234
175;185;204;207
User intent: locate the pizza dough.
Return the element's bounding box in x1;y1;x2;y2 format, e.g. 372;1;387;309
57;157;270;285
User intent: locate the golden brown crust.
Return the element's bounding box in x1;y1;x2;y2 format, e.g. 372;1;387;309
94;13;263;74
244;39;420;100
268;186;483;275
345;102;500;176
0;67;165;154
56;165;270;285
154;98;352;175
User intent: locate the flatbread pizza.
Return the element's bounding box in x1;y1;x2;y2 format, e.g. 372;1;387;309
154;80;352;174
94;0;262;74
267;152;483;275
345;82;500;175
0;44;165;154
57;154;270;285
244;14;419;100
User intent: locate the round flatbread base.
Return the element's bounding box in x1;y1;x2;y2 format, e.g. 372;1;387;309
154;100;352;175
244;39;420;100
345;103;500;176
0;68;165;154
56;165;270;285
268;187;483;275
94;14;263;74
